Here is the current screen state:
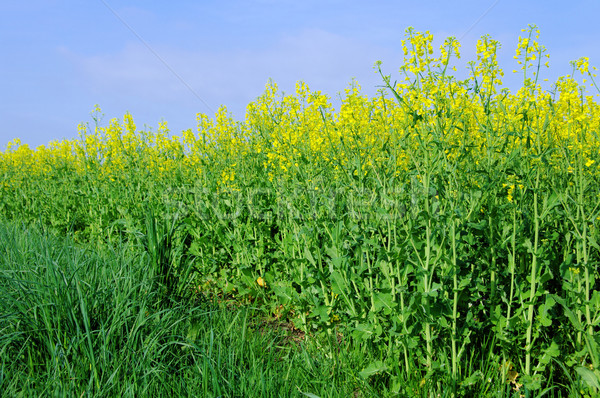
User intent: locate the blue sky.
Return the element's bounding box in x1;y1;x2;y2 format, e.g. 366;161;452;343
2;0;599;149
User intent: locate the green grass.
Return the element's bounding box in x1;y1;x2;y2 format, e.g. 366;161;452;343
0;219;396;397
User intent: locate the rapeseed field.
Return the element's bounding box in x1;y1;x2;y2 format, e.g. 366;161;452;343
2;25;599;396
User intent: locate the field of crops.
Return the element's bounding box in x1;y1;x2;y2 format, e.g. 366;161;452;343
2;26;600;396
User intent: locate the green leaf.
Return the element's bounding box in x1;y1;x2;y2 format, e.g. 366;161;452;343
536;341;560;367
520;373;543;390
378;260;392;279
585;334;600;368
591;291;600;316
457;276;472;291
588;235;600;252
436;314;449;329
522;239;534;254
539;271;553;284
297;388;322;398
330;270;348;295
373;292;396;314
551;294;584;331
359;361;388;379
352;323;375;341
310;305;329;323
271;283;294;304
460;370;483;387
304;246;316;267
575;366;600;390
538;295;556;327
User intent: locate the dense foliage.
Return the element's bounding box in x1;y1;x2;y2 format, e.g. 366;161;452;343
2;25;600;395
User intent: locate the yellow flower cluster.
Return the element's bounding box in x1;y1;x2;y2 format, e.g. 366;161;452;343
1;27;599;197
513;24;550;89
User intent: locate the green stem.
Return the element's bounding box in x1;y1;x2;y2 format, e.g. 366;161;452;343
525;170;540;376
424;178;433;370
397;260;410;377
506;207;517;327
451;219;458;380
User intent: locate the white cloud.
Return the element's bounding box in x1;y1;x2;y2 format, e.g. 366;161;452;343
63;28;402;120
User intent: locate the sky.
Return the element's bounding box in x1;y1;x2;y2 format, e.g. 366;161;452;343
2;0;600;149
